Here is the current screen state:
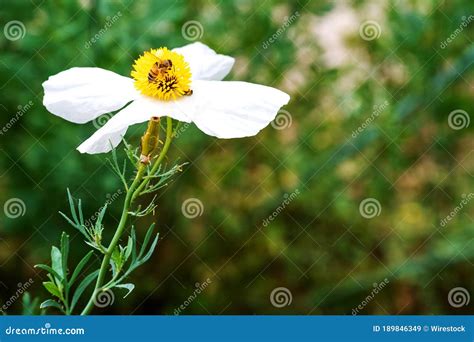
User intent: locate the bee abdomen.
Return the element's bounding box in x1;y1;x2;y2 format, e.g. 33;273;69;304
147;62;159;83
148;72;158;83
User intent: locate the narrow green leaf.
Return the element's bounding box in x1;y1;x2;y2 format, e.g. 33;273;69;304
124;236;133;262
138;224;155;259
43;281;62;299
70;269;99;311
78;198;85;226
47;274;55;284
130;226;137;262
59;211;87;237
110;260;117;277
115;283;135;298
60;232;69;280
69;250;95;286
40;299;62;310
66;188;79;224
35;264;62;282
51;246;63;281
141;233;159;263
58;211;77;228
110;247;122;276
122;158;127;178
95;204;108;230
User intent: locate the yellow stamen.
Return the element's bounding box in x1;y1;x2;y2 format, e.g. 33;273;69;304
131;47;192;100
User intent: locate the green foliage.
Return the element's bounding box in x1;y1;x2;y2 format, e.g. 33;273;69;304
105;224;159;292
22;293;42;315
33;139;172;314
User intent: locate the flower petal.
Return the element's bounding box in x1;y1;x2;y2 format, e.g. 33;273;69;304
173;42;235;81
77;127;128;155
186;81;290;138
77;95;194;154
43;67;138;124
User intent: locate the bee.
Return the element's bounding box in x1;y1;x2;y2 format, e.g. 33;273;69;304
147;59;173;83
183;89;193;96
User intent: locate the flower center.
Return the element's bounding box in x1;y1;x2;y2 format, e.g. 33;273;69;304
131;47;192;100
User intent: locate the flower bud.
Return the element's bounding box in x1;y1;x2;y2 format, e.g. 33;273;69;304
140;117;160;164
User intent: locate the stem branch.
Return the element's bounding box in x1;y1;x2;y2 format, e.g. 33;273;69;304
80;165;145;315
80;116;173;315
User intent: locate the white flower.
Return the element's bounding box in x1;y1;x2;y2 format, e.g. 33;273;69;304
42;42;290;154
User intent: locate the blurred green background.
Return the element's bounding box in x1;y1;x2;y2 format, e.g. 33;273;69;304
1;0;473;315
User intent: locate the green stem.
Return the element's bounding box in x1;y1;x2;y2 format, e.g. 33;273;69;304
80;116;173;315
80;164;146;315
64;286;70;315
